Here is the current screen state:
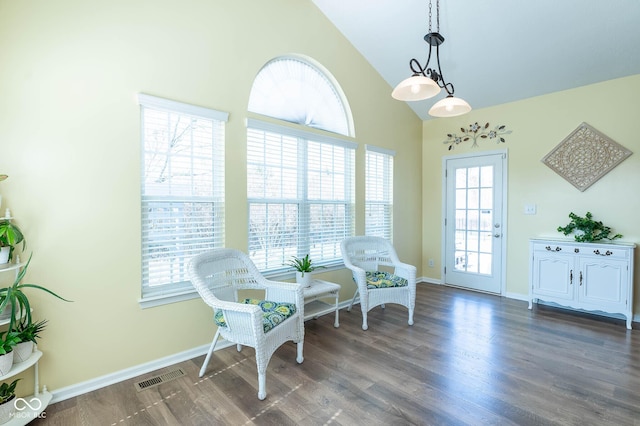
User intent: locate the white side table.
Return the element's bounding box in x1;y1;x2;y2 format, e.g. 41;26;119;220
302;279;340;327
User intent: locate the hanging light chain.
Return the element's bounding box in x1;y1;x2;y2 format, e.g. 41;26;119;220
428;0;440;33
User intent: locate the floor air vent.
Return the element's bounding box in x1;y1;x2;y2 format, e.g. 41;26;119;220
134;368;186;392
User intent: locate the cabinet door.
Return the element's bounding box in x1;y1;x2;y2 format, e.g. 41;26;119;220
578;258;628;313
532;253;574;301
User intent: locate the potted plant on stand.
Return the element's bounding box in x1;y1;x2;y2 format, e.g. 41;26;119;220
0;331;20;376
0;378;20;424
0;253;71;334
0;378;19;424
285;254;325;288
0;220;24;266
13;319;46;363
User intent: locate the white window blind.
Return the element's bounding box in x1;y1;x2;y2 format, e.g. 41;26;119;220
365;145;394;241
138;94;228;301
247;118;356;272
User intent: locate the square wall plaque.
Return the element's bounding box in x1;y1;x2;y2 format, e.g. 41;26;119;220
541;122;632;192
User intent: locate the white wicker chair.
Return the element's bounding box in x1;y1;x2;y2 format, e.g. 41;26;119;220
341;236;416;330
188;248;304;400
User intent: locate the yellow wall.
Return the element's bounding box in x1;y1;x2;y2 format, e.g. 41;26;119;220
423;74;640;311
0;0;423;391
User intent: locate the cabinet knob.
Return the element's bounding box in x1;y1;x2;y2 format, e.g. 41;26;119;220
593;249;612;256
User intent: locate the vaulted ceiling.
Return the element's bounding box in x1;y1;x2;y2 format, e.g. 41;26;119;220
312;0;640;120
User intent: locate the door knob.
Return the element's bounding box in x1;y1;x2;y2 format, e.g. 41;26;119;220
494;233;501;238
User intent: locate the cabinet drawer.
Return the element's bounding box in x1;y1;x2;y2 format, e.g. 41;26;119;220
532;243;628;260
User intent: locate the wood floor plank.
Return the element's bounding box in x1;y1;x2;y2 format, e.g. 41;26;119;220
33;284;640;426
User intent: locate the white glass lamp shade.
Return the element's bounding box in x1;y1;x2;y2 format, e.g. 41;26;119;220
428;95;472;117
392;75;441;101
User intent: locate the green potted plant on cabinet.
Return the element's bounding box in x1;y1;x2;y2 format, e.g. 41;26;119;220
0;378;20;424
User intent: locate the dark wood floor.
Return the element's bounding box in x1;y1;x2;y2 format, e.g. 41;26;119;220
35;284;640;425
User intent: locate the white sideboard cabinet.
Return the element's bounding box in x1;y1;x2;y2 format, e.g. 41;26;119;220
529;238;635;329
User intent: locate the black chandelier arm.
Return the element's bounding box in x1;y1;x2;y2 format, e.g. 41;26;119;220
434;44;455;95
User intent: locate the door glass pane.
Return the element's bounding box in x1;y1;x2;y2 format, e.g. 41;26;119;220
468;167;479;187
480;166;493;187
480;188;492;209
479;253;492;274
454;251;466;271
456;189;466;208
480;210;492;231
455;230;466;250
468;189;479;209
479;231;492;252
467;210;479;231
456;169;467;188
466;252;478;273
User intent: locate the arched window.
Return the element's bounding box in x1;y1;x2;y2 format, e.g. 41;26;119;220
248;55;353;136
247;56;355;272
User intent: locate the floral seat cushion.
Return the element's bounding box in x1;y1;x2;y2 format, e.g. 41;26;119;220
365;271;408;289
214;299;297;333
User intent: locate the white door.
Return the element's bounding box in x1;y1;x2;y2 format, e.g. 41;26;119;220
443;151;506;294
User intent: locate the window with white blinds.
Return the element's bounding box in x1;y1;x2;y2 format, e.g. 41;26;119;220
247;119;356;272
365;145;394;241
138;94;228;302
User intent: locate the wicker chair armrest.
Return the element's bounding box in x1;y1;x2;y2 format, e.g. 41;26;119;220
393;262;417;281
212;301;264;337
264;280;304;306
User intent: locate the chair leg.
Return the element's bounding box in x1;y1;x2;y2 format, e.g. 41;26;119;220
361;309;368;331
236;344;242;352
408;307;414;325
296;341;304;364
348;289;359;312
257;372;266;400
199;329;221;377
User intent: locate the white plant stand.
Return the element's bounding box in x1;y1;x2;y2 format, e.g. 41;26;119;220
0;263;50;424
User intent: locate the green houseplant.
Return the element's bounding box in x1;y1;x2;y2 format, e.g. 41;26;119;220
0;378;19;405
0;220;24;264
285;254;325;287
13;319;47;363
557;212;622;242
0;378;20;424
0;331;21;376
0;253;71;333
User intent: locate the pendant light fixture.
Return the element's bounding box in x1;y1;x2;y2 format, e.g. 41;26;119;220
391;0;471;118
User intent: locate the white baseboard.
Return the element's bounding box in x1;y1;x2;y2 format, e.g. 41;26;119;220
50;341;233;404
418;277;442;285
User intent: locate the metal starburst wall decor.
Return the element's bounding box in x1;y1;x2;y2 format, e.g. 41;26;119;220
443;122;512;150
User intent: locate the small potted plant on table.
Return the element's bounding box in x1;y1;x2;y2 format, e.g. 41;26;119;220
285;254;325;287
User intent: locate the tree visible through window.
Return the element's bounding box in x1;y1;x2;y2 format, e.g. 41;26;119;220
247;56;355;272
139;94;228;301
